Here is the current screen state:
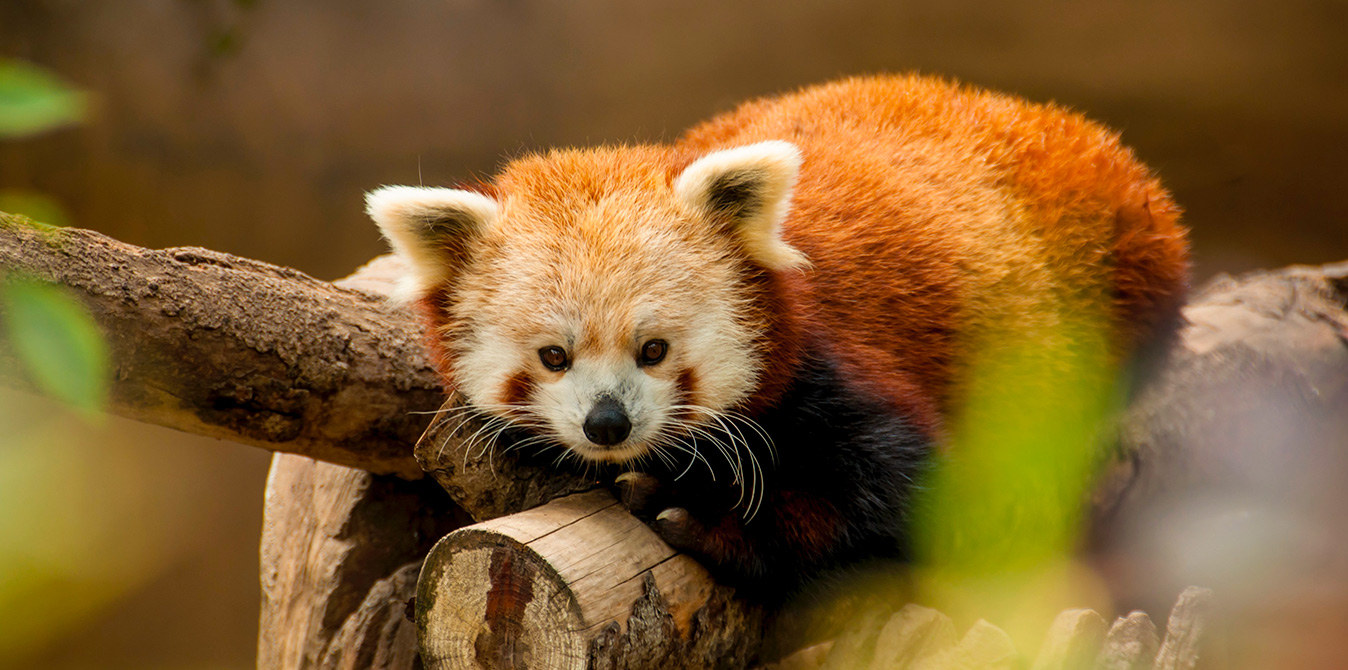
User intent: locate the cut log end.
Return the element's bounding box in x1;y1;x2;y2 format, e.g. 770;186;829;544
418;530;588;670
416;490;763;670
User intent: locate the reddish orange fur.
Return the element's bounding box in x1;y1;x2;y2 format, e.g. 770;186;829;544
675;75;1189;428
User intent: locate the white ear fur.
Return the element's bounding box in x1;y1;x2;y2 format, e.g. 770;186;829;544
673;140;809;270
365;185;499;302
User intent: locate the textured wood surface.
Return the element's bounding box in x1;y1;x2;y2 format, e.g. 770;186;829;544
257;453;468;670
1154;587;1221;670
317;562;423;670
918;619;1019;670
0;217;438;477
1095;260;1348;534
1094;611;1159;670
255;258;472;670
813;605;891;670
869;605;958;670
751;588;1217;670
1030;609;1108;670
417;490;762;670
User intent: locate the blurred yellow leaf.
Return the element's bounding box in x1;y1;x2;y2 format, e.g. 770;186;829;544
911;311;1122;646
0;396;168;661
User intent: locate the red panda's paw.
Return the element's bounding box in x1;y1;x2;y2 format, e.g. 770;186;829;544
653;507;710;555
610;475;709;557
613;474;763;579
612;471;664;516
653;506;767;583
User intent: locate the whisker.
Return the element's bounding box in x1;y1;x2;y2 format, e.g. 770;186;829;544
656;432;705;480
663;403;775;521
657;422;718;481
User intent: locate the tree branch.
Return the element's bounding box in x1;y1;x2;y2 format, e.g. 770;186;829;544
0;215;437;477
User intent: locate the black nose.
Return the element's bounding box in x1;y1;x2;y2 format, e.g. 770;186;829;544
583;397;631;446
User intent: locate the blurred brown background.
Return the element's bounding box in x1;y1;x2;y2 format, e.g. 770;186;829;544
0;0;1344;668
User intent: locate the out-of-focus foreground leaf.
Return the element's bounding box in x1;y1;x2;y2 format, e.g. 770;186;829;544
911;313;1121;647
1;279;109;416
0;58;87;138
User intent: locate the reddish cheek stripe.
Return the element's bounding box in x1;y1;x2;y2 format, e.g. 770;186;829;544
502;372;536;406
675;368;699;408
417;291;456;384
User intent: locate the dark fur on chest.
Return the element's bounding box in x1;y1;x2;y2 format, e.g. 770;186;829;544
630;345;933;595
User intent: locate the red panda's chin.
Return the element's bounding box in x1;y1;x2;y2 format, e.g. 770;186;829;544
567;442;650;464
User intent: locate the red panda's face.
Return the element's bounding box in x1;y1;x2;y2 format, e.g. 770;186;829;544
368;142;806;464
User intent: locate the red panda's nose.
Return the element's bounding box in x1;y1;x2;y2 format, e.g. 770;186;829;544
583;397;631;446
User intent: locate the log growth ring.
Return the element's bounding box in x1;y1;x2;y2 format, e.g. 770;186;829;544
418;528;588;670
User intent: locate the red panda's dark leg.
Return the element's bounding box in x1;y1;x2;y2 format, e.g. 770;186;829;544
651;505;773;583
612;347;934;593
613;473;764;573
638;489;847;590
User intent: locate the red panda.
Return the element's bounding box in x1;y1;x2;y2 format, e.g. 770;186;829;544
366;74;1189;592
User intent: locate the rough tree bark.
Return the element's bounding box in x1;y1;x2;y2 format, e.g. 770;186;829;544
256;255;473;670
1102;261;1348;511
257;453;467;670
0;214;438;477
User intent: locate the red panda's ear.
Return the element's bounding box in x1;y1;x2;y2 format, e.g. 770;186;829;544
674;141;810;270
365;185;499;302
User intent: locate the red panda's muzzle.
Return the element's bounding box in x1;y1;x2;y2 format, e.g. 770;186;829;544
583;396;632;446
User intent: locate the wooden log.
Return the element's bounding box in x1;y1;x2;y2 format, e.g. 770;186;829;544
1153;587;1222;670
1091;261;1347;632
759;642;834;670
1030;609;1108;670
416;489;763;670
912;619;1019;670
752;595;1194;670
317;562;423;670
1094;261;1348;533
1094;612;1159;670
258;453;469;670
257;258;474;669
0;216;438;477
868;604;958;670
817;606;894;670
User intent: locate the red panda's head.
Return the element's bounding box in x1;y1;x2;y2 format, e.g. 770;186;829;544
367;141;806;464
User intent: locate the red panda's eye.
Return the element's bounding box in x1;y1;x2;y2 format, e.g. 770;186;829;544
539;346;569;371
639;340;668;366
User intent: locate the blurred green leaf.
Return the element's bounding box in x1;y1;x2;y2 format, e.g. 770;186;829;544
909;310;1122;645
0;189;71;227
1;280;108;416
0;59;87;138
